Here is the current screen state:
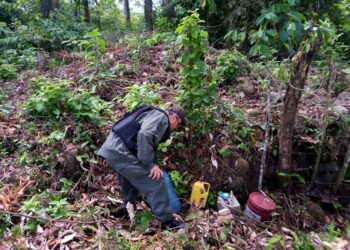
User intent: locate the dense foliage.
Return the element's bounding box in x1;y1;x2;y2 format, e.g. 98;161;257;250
0;0;350;248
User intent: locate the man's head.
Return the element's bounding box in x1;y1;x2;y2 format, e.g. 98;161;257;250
167;104;186;131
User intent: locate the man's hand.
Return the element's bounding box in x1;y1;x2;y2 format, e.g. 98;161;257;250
149;164;163;180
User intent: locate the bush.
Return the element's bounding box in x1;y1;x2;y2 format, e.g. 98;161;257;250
0;63;17;80
23;77;112;124
63;28;107;59
0;48;37;69
216;50;249;85
176;11;218;135
122;83;163;111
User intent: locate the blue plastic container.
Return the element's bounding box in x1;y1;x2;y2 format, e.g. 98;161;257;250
163;171;181;213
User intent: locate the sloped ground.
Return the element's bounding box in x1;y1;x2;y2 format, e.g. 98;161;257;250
0;42;350;249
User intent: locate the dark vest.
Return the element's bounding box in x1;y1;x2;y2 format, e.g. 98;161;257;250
112;106;170;155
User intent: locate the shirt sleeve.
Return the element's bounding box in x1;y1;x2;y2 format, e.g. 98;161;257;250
137;111;169;169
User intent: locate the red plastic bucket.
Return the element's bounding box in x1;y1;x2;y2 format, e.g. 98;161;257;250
244;192;276;221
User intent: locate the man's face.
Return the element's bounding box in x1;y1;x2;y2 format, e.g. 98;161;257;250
169;113;182;131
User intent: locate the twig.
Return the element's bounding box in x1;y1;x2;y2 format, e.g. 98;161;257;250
334;142;350;192
0;209;128;225
228;231;248;248
309;94;332;187
258;79;271;191
232;211;276;231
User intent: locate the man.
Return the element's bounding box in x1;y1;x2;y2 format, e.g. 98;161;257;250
98;104;186;229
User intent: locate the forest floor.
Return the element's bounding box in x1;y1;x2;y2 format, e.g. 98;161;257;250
0;41;350;249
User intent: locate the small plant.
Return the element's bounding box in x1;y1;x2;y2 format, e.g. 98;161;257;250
216;50;249;85
0;141;8;159
24;77;112;124
21;192;75;233
324;222;341;242
278;172;306;184
134;211;153;233
266;235;285;250
218;147;233;158
226;106;254;153
0;214;11;237
60;177;74;195
106;230;131;249
122;83;163;111
169;170;192;196
294;232;315;250
63;29;107;59
40;128;68;146
0;63;17;80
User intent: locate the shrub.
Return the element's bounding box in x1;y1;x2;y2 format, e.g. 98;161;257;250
122;83;163;111
176;11;218;135
216;50;249;85
64;28;107;59
0;63;17;80
23;77;112;124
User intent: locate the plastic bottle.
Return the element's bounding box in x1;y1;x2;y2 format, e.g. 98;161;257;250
228;191;241;214
217;191;241;215
163;171;181;213
217;192;230;215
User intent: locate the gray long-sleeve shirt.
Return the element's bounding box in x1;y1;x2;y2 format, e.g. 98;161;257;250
97;109;169;171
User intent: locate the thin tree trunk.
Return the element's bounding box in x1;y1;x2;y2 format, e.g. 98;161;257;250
82;0;90;23
41;0;54;18
124;0;131;25
310;99;330;187
310;59;333;187
161;0;172;8
278;42;320;174
334;143;350;192
53;0;60;10
144;0;153;32
74;0;80;20
95;0;101;28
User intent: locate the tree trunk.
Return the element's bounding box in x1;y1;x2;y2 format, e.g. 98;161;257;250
82;0;90;23
334;143;350;193
278;43;320;174
74;0;80;20
95;0;101;28
161;0;172;8
124;0;131;24
53;0;60;10
144;0;153;32
41;0;54;18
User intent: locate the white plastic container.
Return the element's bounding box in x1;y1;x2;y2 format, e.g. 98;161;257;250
217;191;241;215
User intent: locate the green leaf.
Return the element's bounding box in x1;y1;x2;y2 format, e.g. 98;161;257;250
266;29;277;37
208;0;217;13
288;11;305;22
256;14;266;26
280;31;289;42
260;44;272;57
35;102;45;112
269;235;282;244
266;12;279;24
249;44;259;56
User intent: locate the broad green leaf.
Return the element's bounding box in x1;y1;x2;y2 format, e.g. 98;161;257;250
269;235;282;244
260;44;272;57
266;29;277;37
280;31;289;42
